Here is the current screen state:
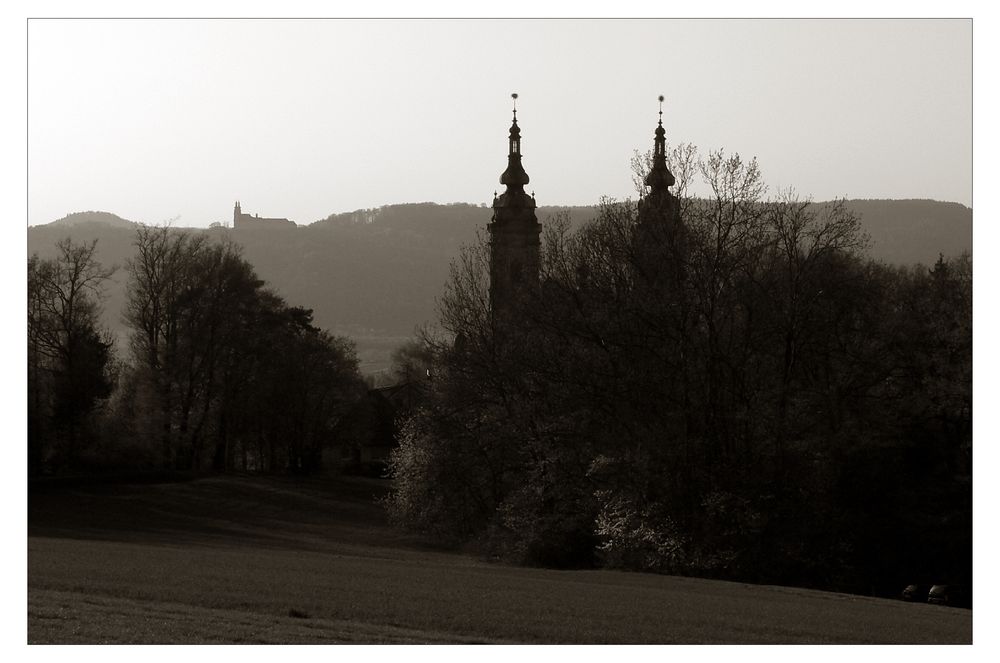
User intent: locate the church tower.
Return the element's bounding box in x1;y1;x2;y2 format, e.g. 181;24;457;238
637;95;681;230
634;96;685;289
488;93;541;314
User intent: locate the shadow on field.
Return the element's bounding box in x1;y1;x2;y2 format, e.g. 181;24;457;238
28;473;972;644
28;473;438;555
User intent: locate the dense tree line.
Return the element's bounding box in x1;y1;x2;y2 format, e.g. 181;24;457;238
28;227;365;475
386;145;972;597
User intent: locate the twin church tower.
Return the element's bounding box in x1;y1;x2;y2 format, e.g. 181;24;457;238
488;94;681;312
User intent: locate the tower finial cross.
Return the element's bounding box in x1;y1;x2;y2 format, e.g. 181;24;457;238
658;94;664;125
512;92;518;120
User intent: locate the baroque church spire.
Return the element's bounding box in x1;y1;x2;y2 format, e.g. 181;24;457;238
489;93;541;314
633;95;686;287
644;95;676;194
637;95;681;231
497;93;534;209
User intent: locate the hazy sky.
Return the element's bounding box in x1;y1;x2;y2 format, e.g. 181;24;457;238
27;18;971;227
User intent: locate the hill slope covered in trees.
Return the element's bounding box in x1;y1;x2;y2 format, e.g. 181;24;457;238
28;199;971;373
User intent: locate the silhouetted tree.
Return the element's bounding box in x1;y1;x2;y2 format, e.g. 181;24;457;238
221;295;364;473
27;239;115;473
123;225;365;473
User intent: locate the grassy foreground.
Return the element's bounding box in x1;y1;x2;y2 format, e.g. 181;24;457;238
28;474;972;644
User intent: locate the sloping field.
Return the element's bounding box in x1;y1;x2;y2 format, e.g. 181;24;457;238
27;475;972;644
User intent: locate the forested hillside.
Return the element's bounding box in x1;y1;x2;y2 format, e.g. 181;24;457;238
28;199;971;373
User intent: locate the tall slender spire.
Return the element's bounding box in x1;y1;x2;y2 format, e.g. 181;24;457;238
644;94;675;192
637;95;682;236
500;92;530;193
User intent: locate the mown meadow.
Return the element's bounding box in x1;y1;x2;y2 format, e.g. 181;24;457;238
28;475;972;644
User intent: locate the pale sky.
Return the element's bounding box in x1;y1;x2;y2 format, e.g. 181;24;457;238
27;18;972;227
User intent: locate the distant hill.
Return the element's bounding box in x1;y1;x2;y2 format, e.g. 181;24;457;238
28;199;972;373
827;199;972;265
47;210;137;229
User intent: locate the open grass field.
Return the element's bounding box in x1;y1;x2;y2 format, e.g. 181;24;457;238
28;474;972;644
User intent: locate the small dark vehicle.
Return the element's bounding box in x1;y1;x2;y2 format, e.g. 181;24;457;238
901;584;930;602
927;584;971;608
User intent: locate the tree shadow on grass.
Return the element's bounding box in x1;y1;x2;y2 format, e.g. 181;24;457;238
28;473;445;556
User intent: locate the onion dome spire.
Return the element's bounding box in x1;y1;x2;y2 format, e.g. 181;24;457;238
500;92;530;191
645;95;676;192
